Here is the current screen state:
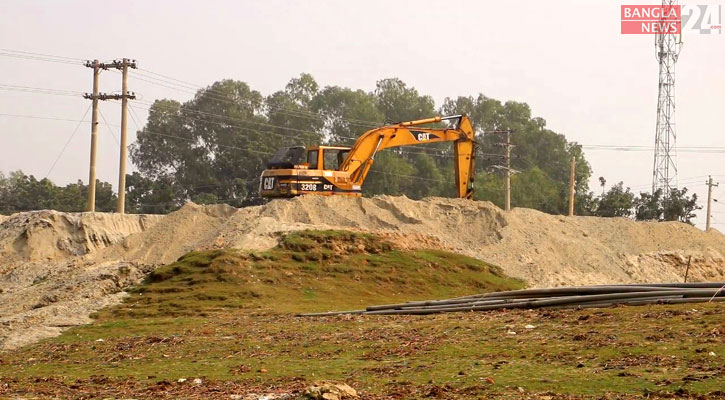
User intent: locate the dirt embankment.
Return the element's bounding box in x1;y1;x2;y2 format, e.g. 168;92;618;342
214;196;725;286
0;211;163;350
2;197;724;350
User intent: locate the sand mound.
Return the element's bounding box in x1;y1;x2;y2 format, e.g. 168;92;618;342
2;196;724;350
214;196;725;286
0;210;160;268
0;211;162;350
98;202;237;265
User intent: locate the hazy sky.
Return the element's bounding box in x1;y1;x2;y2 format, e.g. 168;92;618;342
1;0;723;227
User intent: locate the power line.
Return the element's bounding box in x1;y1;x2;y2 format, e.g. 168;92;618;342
0;49;368;130
128;104;143;133
127;68;381;127
7;106;725;171
133;122;274;155
136;67;201;88
0;49;716;155
625;175;709;190
5;110;717;197
132;99;318;136
0;48;85;61
132;100;475;157
129;102;322;143
583;144;725;153
130;102;478;161
129;69;364;124
3;109;483;168
0;49;84;66
0;52;81;65
5;80;723;156
98;108;120;145
121;111;463;176
126;78;378;132
371;170;446;183
44;105;92;179
4;79;725;191
0;83;84;97
0;113;93;124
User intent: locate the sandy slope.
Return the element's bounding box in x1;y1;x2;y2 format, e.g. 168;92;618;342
1;197;724;350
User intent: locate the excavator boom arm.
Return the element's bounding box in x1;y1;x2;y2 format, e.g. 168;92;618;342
339;115;476;198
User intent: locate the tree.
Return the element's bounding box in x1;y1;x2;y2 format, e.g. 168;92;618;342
441;95;591;214
362;152;416;197
632;188;700;224
374;78;435;123
575;190;598;216
130;80;278;206
0;170;115;214
311;86;383;145
596;182;634;217
473;173;505;207
125;172;184;214
126;74;597;215
662;188;700;224
634;189;662;221
407;153;447;199
266;73;324;146
511;167;560;214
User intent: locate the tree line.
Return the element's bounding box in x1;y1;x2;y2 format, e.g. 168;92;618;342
581;182;699;223
0;73;699;223
0;171;117;214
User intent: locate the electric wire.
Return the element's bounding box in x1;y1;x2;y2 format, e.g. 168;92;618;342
127;68;381;127
3;82;725;156
2;67;724;196
43;104;92;179
98;108;120;145
0;48;85;61
131;68;381;126
0;49;84;65
1;49;722;153
0;113;93;124
0;84;84;97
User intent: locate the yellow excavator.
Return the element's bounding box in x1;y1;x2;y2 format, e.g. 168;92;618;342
260;114;476;199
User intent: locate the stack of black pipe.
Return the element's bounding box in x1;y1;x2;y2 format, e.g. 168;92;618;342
299;282;725;317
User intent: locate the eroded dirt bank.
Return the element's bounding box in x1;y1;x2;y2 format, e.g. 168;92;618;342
1;196;724;350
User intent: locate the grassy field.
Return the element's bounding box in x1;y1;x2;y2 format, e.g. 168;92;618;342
0;231;722;399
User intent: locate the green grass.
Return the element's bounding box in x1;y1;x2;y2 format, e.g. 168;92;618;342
0;230;722;399
97;230;522;318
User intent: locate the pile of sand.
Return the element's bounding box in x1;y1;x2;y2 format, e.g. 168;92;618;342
0;211;163;350
2;196;724;350
214;196;725;286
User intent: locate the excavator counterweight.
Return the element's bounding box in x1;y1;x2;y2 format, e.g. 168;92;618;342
260;115;476;199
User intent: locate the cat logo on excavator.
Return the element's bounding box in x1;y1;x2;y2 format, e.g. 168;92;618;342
259;115;476;199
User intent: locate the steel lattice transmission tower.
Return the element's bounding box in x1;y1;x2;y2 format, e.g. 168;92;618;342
652;0;683;195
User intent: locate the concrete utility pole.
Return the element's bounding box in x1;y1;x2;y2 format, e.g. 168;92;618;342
112;58;137;214
85;60;101;212
504;130;512;211
568;156;576;216
83;60;123;212
491;129;514;211
706;175;719;231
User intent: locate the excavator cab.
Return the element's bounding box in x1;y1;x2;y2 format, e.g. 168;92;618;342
260;115;476;199
266;146;306;169
260;145;355;197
